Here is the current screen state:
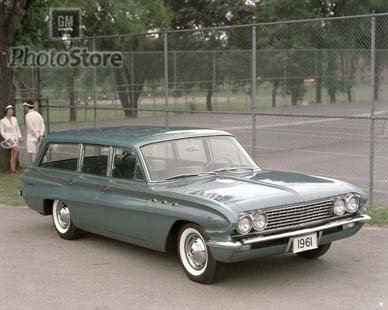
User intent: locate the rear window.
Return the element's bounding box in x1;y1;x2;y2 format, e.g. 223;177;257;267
39;143;80;171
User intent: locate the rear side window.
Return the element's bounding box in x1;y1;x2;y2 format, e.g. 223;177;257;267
40;143;80;171
81;145;110;177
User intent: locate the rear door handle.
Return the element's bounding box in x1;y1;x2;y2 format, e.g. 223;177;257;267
64;179;76;185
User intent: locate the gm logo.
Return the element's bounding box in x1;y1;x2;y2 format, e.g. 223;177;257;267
50;8;81;39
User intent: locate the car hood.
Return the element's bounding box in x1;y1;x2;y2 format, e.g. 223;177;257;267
153;170;365;214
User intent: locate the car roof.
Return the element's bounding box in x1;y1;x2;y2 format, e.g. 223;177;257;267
44;126;232;148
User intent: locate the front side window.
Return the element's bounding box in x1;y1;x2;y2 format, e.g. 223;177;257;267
81;145;110;177
112;148;145;181
140;135;259;182
40;143;80;171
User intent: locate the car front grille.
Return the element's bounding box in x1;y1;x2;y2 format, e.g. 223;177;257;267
263;199;335;233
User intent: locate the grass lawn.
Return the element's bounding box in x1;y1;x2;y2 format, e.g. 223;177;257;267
364;206;388;227
0;171;25;206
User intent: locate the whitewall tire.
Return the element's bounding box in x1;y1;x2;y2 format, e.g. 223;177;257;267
52;200;83;240
178;224;225;284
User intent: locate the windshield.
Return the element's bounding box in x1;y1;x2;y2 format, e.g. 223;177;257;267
140;135;259;182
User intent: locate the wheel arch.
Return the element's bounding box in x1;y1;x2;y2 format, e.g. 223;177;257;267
164;220;197;253
43;199;55;215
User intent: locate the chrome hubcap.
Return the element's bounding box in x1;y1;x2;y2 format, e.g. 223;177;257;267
57;202;70;229
185;233;207;270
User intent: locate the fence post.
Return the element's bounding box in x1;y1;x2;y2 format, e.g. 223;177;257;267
131;51;135;117
92;36;97;128
164;33;169;128
251;26;257;158
212;50;216;108
368;16;376;205
173;50;177;109
46;96;50;134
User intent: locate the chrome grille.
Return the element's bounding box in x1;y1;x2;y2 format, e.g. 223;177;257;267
264;199;334;233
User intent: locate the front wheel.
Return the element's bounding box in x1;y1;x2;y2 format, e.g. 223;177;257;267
178;224;225;284
296;243;331;259
52;200;83;240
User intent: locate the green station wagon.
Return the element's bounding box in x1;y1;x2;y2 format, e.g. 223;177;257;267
21;126;370;284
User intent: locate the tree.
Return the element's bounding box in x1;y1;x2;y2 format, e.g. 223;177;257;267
0;0;47;171
254;0;315;106
165;0;252;111
81;0;171;117
312;0;388;103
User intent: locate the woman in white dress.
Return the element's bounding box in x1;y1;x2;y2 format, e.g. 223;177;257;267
0;105;24;173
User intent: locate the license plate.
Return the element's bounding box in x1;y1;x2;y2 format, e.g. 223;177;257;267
292;233;318;254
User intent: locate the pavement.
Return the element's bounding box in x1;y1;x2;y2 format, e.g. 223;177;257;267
1;205;387;310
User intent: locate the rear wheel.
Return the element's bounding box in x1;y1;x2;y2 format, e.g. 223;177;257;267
177;224;225;284
296;243;331;259
52;200;83;240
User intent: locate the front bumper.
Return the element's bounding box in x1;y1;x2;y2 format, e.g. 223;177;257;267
207;213;370;263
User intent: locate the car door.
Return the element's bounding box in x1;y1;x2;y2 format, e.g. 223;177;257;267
70;144;112;231
95;147;151;245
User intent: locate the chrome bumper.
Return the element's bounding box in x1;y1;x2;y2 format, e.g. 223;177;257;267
207;214;370;250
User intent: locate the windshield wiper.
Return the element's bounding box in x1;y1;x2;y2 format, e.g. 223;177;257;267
212;166;256;173
212;167;239;173
165;173;200;180
165;171;215;181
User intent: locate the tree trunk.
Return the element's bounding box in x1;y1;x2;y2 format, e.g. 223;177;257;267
114;70;131;117
346;85;352;103
291;93;298;106
0;138;11;172
316;77;322;103
346;54;355;103
326;52;337;104
328;87;336;103
67;75;76;122
206;88;213;111
0;44;15;171
130;82;144;118
0;0;31;171
0;47;13;112
272;80;278;108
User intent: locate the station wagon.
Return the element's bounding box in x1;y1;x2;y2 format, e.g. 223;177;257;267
21;126;370;284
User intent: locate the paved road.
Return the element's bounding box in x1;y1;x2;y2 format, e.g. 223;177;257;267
1;206;387;310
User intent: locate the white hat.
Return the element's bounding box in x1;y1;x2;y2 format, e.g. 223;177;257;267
23;101;34;108
4;105;13;110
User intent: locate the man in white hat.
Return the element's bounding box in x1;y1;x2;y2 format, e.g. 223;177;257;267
23;100;45;163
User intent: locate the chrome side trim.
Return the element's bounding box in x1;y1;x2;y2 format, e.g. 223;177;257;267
207;214;370;249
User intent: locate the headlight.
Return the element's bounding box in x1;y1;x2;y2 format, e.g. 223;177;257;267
333;198;346;215
252;212;267;231
237;215;252;235
346;195;359;213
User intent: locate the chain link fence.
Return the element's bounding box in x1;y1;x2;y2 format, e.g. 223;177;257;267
14;13;388;205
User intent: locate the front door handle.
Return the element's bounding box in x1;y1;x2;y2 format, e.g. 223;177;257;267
97;184;111;192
